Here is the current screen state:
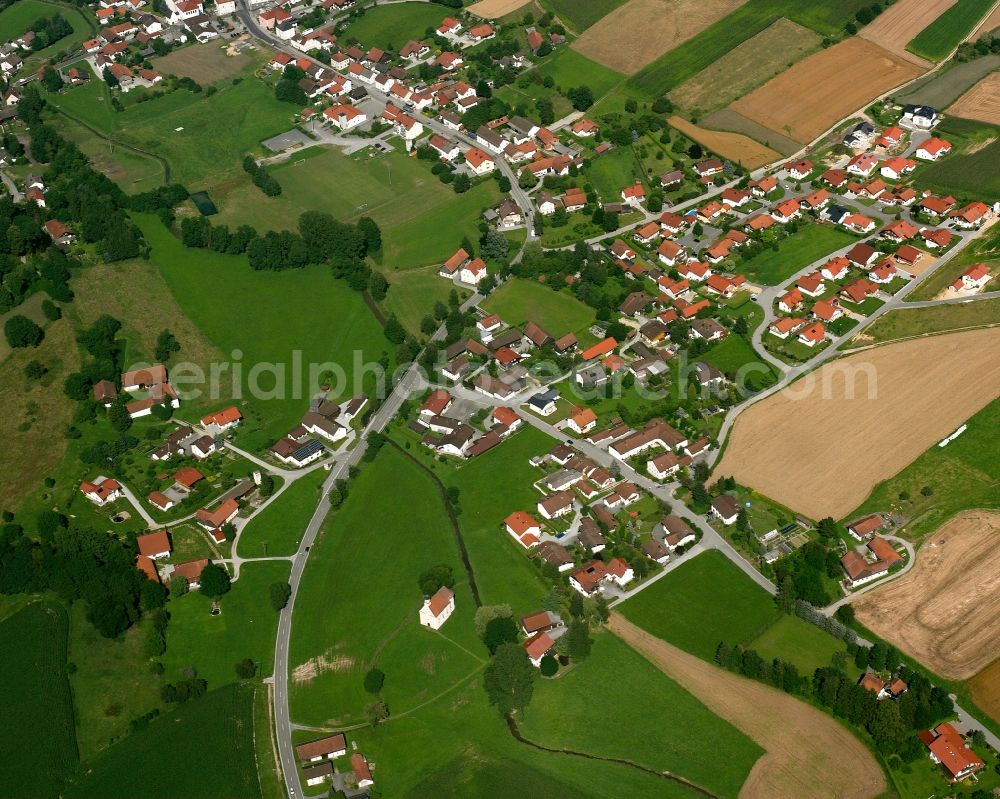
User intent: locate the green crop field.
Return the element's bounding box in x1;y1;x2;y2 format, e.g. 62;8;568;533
214;147;501;269
64;684;261;799
237;470;326;557
914;118;1000;201
339;3;445;50
288;446;485;727
907;0;996;62
747;614;846;675
537;48;624;102
482;278;597;338
0;601;78;799
849;395;1000;541
585;145;645;202
628;0;876;97
619;550;779;661
738;225;856;285
163;561;290;688
133;214;390;450
538;0;627;32
733;224;857;286
519;632;762;798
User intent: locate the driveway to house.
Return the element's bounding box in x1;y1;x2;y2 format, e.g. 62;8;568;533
0;170;22;202
116;482;158;528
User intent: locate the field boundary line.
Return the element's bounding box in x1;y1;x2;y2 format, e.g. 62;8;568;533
841;319;1000;353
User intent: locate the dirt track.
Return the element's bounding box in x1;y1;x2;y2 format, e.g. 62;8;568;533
715;328;1000;519
729;38;924;144
668;116;781;170
948;71;1000;125
572;0;747;75
853;511;1000;680
858;0;955;67
608;614;887;799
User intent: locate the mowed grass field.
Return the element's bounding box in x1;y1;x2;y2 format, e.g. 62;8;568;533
133;214;390;450
64;684;261;799
850;394;1000;541
163;561;290;688
628;0;879;97
619;550;779;661
702;333;775;377
382;267;467;335
519;631;763;798
585;144;644;201
338;3;446;50
915;117;1000;200
0;601;78;799
738;224;856;285
535;47;624;101
214;147;501;269
237;469;326;557
538;0;627;32
482;278;596;338
747;614;847;674
907;0;997;62
288;446;485;727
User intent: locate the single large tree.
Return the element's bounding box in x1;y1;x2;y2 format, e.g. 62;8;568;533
199;562;231;599
483;642;535;717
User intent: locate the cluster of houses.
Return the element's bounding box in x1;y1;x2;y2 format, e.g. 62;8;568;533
130;526;218;589
294;732;374;792
411;388;523;460
269;392;366;467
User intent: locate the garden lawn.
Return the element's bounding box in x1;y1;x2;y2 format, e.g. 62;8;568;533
237;469;326;557
538;0;627;32
288;446;485;727
0;600;78;799
64;684;260;799
627;0;876;97
738;225;856;285
44;64;117;132
906;0;997;62
848;395;1000;541
619;550;779;661
163;560;291;688
536;48;624;101
133;214;390;450
747;614;846;675
584;145;645;202
339;3;446;50
702;334;774;377
520;631;762;798
482;278;596;338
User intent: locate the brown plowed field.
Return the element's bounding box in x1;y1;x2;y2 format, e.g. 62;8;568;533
608;614;887;799
853;511;1000;680
668;116;781;169
948;71;1000;125
572;0;748;75
715;328;1000;519
858;0;956;67
970;658;1000;727
729;38;925;144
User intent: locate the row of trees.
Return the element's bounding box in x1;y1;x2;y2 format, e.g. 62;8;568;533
243;155;281;197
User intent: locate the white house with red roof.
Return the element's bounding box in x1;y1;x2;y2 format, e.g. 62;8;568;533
323;104;366;130
952;263;990;292
621;182;646;207
419;586;455;629
798;321;826;347
915;137;951;161
606;557;634;587
464;146;495;175
201;406;242;431
459;258;488;285
80;477;123;506
505;511;540;548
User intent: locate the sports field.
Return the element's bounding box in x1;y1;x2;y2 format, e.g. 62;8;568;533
482;278;596;338
853;511;1000;679
519;632;763;798
618;550;779;661
948;71;1000;125
729;38;925;144
0;601;78;799
669;18;821;113
64;684;261;799
237;469;327;557
571;0;748;75
133;214;390;450
339;3;446;50
737;224;856;285
858;0;955;67
288;446;484;727
667;116;781;169
907;0;997;62
716;327;1000;519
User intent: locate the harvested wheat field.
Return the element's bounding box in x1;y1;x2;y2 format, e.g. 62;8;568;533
858;0;956;67
572;0;748;75
730;38;925;144
467;0;531;19
669;116;781;169
669;18;822;112
983;3;1000;33
948;71;1000;125
970;658;1000;727
715;327;1000;519
853;511;1000;680
609;614;886;799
